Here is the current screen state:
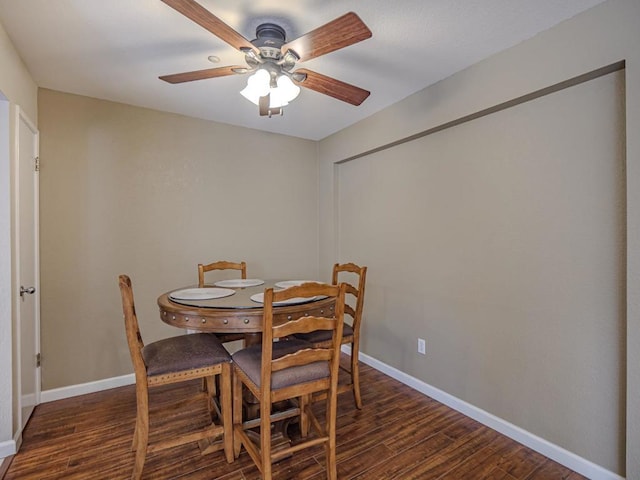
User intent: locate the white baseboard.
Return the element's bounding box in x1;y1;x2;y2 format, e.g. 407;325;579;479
40;373;135;403
0;439;16;459
0;419;23;460
343;345;623;480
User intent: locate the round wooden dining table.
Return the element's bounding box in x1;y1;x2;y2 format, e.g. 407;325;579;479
157;279;335;344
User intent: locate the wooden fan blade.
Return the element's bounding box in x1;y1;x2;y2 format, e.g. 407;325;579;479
161;0;259;55
281;12;372;62
159;65;244;84
293;68;370;106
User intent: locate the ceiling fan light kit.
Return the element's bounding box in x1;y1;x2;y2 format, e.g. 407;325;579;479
160;0;372;117
240;69;300;109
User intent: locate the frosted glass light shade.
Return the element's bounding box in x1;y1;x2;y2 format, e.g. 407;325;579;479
270;75;300;107
240;69;270;105
240;69;301;108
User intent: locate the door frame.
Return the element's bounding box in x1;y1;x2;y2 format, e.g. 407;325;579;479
13;105;40;437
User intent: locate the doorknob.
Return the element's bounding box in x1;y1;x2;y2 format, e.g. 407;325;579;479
20;286;36;297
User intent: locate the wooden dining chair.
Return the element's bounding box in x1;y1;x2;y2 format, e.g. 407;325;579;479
197;260;247;343
118;275;234;480
294;262;367;409
197;260;247;287
232;282;346;480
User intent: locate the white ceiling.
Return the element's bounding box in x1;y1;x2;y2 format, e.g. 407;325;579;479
0;0;605;140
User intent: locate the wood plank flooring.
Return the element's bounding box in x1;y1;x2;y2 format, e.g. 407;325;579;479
3;356;586;479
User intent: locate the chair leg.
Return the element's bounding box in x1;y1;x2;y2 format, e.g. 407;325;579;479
132;443;147;480
351;341;362;409
204;376;216;416
131;413;139;451
325;386;338;480
203;375;219;398
299;394;310;437
131;392;149;480
220;364;234;463
260;399;272;480
325;435;337;480
232;370;243;458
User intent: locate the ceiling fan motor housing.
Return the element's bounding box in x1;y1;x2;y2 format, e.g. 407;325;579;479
252;23;286;60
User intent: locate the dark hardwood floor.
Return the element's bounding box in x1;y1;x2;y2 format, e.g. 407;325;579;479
4;356;586;479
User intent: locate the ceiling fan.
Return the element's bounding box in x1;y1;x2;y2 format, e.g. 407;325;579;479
159;0;373;117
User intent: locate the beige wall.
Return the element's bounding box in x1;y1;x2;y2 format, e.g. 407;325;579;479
339;71;624;472
319;0;640;476
0;18;37;455
37;89;318;390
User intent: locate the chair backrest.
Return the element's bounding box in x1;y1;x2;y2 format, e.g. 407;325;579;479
332;263;367;333
198;260;247;287
118;274;147;382
262;282;346;393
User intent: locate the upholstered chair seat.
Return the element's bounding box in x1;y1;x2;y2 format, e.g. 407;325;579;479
232;338;328;389
142;333;231;376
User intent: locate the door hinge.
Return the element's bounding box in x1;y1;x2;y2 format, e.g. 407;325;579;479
36;353;41;368
34;156;40;172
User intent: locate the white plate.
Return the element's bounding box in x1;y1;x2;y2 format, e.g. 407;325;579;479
274;280;321;289
213;279;265;288
169;288;235;301
250;292;319;306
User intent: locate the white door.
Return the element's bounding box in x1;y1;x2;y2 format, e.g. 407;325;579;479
15;106;40;430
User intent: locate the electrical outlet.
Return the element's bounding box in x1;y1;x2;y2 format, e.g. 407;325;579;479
418;338;426;355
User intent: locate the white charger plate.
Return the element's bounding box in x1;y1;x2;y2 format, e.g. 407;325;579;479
169;287;235;301
250;292;319;306
214;279;265;288
274;280;321;289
